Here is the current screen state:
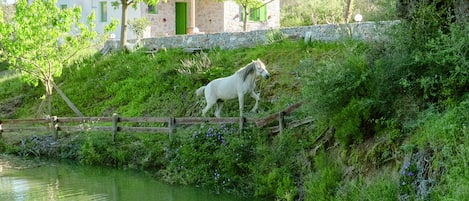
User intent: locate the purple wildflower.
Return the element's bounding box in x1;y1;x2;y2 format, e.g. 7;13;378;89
408;171;413;176
404;161;410;170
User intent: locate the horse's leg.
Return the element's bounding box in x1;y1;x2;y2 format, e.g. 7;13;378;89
215;101;223;118
250;91;260;113
238;93;245;130
202;99;216;117
238;93;244;118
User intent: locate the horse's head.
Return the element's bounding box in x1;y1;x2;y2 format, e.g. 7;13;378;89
254;59;270;79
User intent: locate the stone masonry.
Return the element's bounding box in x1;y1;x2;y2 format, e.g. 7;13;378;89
136;21;399;50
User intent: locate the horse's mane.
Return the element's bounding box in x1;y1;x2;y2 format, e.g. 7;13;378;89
237;61;257;81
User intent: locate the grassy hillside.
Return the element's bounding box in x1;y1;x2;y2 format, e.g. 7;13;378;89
1;14;468;201
3;41;310;118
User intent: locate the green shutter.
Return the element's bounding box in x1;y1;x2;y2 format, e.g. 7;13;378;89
248;6;266;22
248;8;256;21
100;2;107;22
260;5;267;21
148;4;158;14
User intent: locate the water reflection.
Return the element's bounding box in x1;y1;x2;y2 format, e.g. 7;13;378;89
0;162;254;201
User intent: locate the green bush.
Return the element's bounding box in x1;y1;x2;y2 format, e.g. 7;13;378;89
304;151;342;201
281;0;397;27
377;2;469;108
331;98;372;145
401;99;469;200
162;124;257;195
335;172;399;201
266;29;287;44
301;41;373;145
253;131;305;200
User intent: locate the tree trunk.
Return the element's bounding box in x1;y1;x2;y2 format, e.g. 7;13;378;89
345;0;354;23
120;0;129;48
45;79;53;116
243;6;248;32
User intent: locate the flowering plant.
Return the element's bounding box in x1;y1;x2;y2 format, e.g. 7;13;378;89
399;161;417;198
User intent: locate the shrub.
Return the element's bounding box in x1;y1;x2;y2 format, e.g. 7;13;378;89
301;41;372;145
335;171;399;201
304;151;342;201
266;29;287;44
162;124;256;195
377;2;469;108
253;131;304;200
405;99;469;200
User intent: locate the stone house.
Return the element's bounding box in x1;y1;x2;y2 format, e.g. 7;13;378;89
56;0;280;40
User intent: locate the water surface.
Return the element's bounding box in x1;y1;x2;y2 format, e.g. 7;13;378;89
0;161;256;201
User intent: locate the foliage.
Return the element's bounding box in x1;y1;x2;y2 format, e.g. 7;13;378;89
304;151;342;200
301;41;373;145
398;161;418;199
266;29;287;44
178;51;213;75
282;0;345;26
111;0;160;48
407;100;469;200
281;0;397;27
217;0;274;31
127;17;150;40
253;131;306;200
0;0;116;115
1;4;468;198
335;171;399;201
162;124;256;195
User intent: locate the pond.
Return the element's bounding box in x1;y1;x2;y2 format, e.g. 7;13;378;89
0;160;259;201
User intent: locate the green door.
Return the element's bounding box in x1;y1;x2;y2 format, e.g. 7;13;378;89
175;2;187;35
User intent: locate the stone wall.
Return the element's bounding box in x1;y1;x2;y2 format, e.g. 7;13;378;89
112;21;398;51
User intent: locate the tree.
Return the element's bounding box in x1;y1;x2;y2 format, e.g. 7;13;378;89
0;0;116;116
111;0;160;48
231;0;274;32
344;0;354;23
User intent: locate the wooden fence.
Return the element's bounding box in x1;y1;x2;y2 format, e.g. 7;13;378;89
0;103;312;141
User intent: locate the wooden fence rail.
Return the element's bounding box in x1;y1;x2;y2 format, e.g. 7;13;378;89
0;102;312;141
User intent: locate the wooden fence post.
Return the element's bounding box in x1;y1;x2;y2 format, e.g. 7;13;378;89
278;111;285;134
52;116;59;139
168;117;176;140
112;113;119;142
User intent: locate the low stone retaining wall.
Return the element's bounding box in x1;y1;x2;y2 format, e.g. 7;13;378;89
107;21;399;51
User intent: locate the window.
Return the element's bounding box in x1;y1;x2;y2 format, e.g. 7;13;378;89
148;4;158;14
249;5;267;22
100;1;107;22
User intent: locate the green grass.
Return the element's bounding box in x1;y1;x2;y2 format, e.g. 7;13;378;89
40;40;314;118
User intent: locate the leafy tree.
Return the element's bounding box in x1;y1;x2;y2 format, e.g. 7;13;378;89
128;17;151;40
232;0;274;31
0;0;115;116
111;0;160;48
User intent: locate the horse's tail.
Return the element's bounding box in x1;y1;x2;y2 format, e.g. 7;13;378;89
196;86;205;97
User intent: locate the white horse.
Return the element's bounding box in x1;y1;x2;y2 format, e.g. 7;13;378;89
196;59;270;118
